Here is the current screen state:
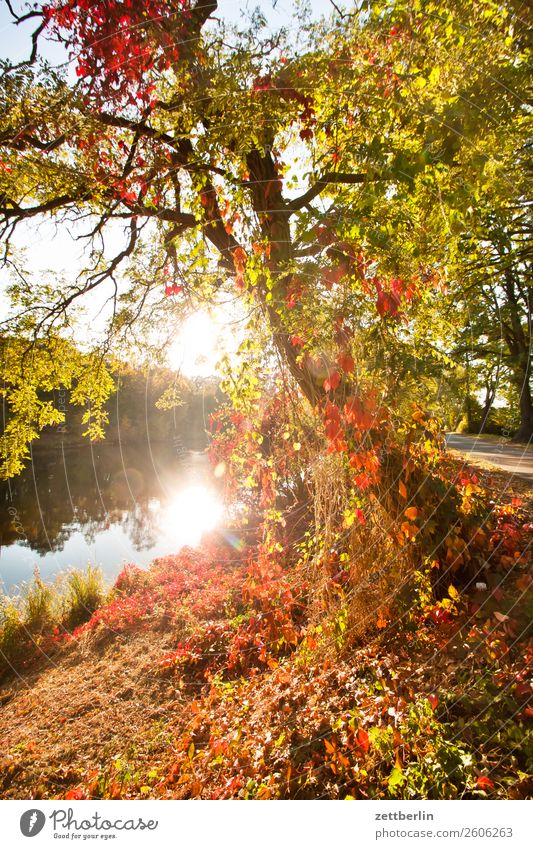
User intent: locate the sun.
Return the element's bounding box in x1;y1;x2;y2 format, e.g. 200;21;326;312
166;312;222;377
160;485;224;546
167;305;244;377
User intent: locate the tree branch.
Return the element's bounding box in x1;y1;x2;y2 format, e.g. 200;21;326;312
288;172;380;212
4;9;47;71
0;194;81;221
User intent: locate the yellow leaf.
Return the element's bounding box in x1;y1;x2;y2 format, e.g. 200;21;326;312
412;409;426;424
448;584;459;600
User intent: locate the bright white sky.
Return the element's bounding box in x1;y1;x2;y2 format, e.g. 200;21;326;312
0;0;337;375
0;1;334;60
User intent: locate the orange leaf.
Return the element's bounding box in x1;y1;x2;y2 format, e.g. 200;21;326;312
65;788;86;800
398;479;407;499
324;738;336;755
404;506;418;521
356;728;370;753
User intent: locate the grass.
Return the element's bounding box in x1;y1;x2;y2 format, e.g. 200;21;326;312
0;566;105;680
24;573;55;633
63;566;105;629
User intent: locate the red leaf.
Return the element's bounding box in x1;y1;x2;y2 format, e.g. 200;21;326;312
324;369;341;393
232;246;247;274
337;351;355;374
428;694;438;710
476;776;494;790
344;396;374;430
356;728;369;753
325;419;342;441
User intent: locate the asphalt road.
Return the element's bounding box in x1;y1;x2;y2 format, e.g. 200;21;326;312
445;433;533;484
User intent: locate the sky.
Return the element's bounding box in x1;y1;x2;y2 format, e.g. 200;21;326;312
0;1;335;64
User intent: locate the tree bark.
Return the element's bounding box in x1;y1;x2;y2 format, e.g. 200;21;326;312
502;271;532;442
512;367;533;442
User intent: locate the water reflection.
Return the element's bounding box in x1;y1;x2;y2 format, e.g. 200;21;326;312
0;441;222;593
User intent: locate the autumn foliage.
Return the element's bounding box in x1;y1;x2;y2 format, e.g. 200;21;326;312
44;0;197;104
13;468;526;801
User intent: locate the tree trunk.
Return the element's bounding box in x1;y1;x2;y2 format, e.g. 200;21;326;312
512;368;533;442
479;383;496;433
246;147;329;408
501;270;532;442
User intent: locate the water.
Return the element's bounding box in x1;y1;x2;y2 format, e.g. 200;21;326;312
0;440;223;594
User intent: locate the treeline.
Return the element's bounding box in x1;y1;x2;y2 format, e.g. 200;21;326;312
44;365;222;449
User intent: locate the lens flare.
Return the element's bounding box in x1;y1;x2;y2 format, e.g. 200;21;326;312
160;485;223;546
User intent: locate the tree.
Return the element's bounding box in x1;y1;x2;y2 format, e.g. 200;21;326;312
451;202;532;441
0;0;530;480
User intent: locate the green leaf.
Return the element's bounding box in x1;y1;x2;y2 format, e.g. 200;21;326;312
388;766;405;791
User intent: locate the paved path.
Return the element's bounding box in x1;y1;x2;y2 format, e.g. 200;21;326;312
445;434;533;484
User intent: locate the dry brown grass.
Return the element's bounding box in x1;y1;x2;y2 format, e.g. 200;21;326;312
0;628;182;799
